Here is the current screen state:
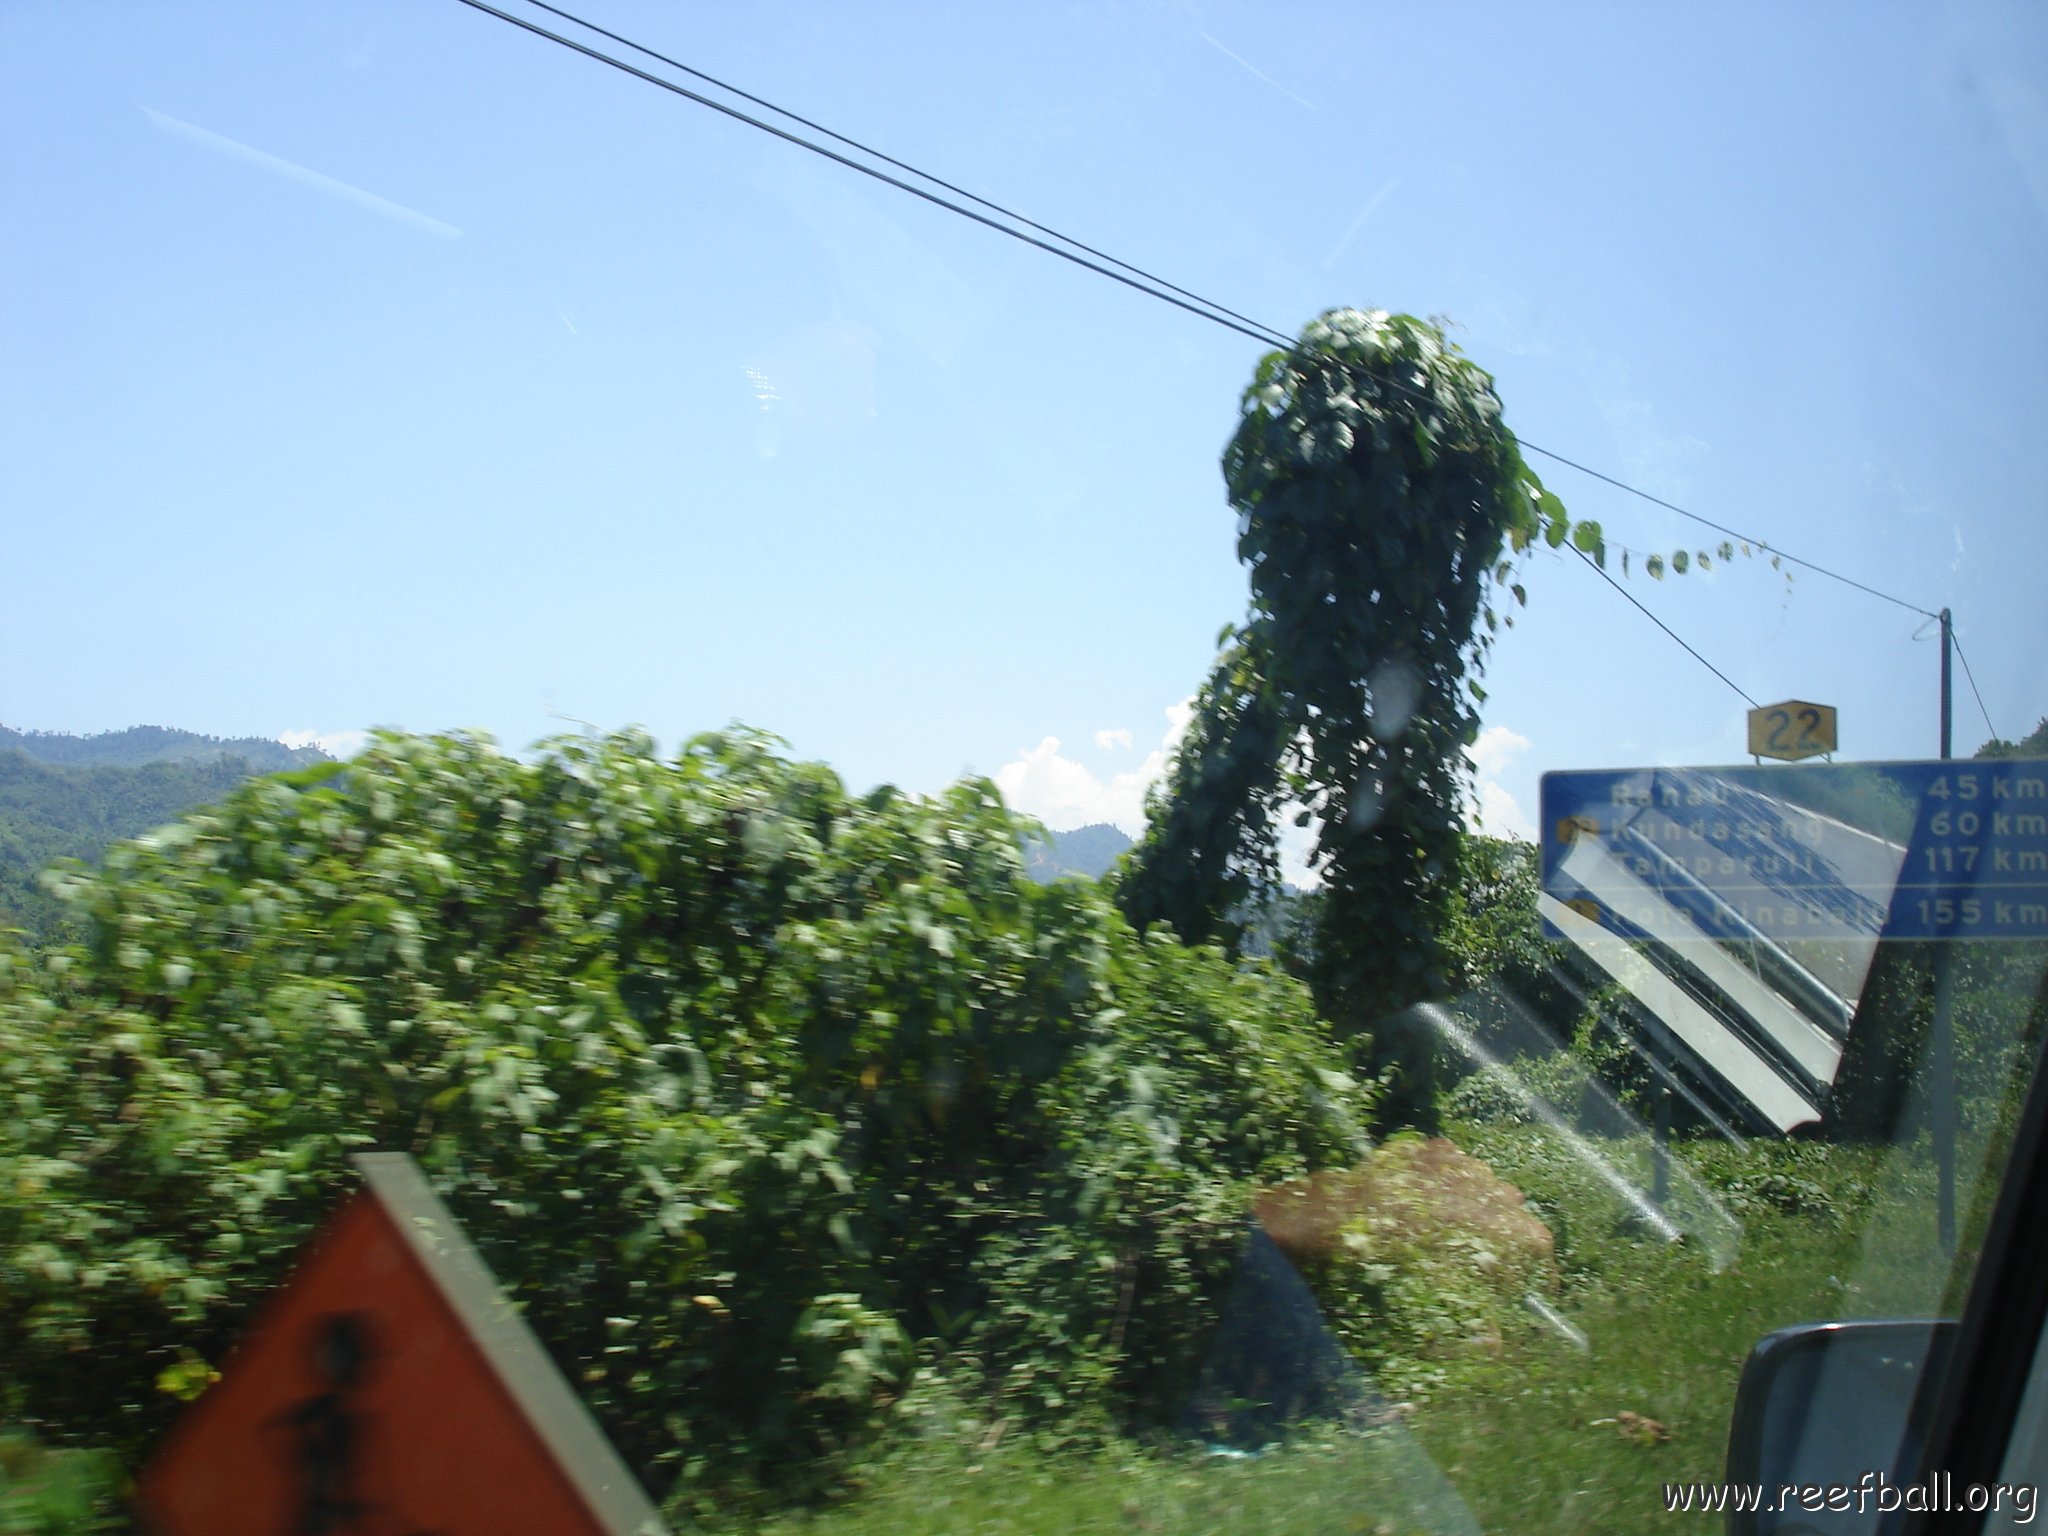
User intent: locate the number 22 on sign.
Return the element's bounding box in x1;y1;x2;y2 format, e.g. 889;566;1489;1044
1747;700;1837;762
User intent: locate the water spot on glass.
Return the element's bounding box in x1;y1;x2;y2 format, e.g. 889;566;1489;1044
1348;774;1383;832
1366;656;1422;742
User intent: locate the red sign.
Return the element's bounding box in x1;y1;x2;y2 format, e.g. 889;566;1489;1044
138;1154;663;1535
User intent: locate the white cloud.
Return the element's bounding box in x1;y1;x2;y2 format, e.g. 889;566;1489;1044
281;728;369;760
996;701;1336;887
1470;723;1529;780
143;108;461;240
1474;778;1536;841
997;701;1191;835
999;709;1539;878
1468;724;1536;841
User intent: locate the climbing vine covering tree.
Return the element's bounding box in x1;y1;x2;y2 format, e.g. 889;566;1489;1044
1121;309;1594;1121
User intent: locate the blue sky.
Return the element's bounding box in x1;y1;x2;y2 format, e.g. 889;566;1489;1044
4;1;2045;851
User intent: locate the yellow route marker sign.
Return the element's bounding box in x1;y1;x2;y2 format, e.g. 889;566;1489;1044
1747;700;1838;762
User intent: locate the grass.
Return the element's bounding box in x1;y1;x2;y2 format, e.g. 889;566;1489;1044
739;1434;1476;1536
728;1123;1969;1536
1388;1126;1914;1534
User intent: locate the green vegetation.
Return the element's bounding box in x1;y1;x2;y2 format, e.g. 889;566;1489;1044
0;1101;1974;1535
0;1430;122;1535
0;728;1377;1523
0;726;325;773
0;752;273;944
1119;311;1595;1124
740;1428;1472;1536
5;721;2036;1532
0;728;330;946
694;1123;1953;1536
0;720;2024;1534
1975;717;2048;761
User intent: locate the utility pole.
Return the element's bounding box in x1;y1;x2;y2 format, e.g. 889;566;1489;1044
1941;607;1954;761
1932;607;1958;1253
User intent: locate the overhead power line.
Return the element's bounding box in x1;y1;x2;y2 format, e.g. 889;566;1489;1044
1951;631;2000;743
1571;546;1758;709
513;0;1288;346
462;0;1939;625
1513;443;1936;620
451;0;1282;348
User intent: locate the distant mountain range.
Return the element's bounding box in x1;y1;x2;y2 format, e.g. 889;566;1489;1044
0;724;328;772
1025;822;1133;883
0;725;330;942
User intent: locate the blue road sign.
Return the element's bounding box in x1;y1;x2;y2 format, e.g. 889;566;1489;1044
1536;760;2048;1136
1541;760;2048;947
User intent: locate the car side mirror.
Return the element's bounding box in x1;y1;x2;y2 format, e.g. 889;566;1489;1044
1724;1319;1958;1534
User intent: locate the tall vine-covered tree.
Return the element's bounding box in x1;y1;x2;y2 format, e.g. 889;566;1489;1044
1120;309;1594;1122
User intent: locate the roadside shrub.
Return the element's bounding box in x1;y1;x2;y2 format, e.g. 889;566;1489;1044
1444;1053;1597;1127
1687;1139;1868;1224
0;729;1373;1516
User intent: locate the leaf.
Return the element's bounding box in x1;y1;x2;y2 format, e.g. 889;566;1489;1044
1621;549;1631;577
1718;542;1736;562
1411;420;1435;464
1672;550;1690;574
1570;520;1602;555
1697;552;1712;570
1646;554;1665;579
1544;518;1568;549
1510;584;1526;607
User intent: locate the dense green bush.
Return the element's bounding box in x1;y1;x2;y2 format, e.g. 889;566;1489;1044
0;729;1373;1517
1443;1056;1594;1128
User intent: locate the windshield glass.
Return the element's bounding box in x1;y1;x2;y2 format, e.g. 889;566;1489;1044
3;4;2045;1533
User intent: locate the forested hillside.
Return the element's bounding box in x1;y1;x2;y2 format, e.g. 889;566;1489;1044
0;725;326;772
1024;821;1133;882
0;728;330;943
